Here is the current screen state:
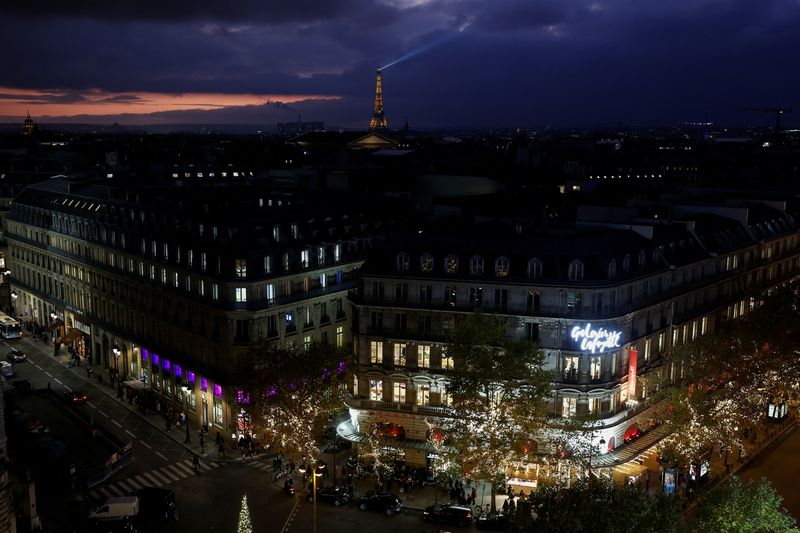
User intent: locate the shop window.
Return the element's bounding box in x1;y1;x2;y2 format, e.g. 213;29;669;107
590;356;601;380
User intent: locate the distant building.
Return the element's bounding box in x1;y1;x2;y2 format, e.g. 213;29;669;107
21;111;36;136
277;122;325;136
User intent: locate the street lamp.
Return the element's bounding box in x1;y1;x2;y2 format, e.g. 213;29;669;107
298;461;326;504
112;344;121;375
588;432;606;479
10;291;17;316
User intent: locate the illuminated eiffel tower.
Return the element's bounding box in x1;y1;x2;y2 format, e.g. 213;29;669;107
369;69;389;130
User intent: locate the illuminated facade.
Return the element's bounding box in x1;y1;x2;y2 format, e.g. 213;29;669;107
7;176;398;441
341;194;800;482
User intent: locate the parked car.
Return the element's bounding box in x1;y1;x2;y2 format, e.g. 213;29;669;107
6;350;26;363
476;511;510;530
64;390;89;404
357;492;403;517
134;487;178;522
1;361;13;378
422;503;474;527
307;485;351;506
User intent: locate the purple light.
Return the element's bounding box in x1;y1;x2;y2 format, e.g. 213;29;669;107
337;360;346;374
268;386;278;397
322;368;331;380
187;371;195;384
163;359;171;371
213;384;222;397
152;353;160;365
236;389;250;404
141;348;149;361
200;377;208;392
174;364;182;378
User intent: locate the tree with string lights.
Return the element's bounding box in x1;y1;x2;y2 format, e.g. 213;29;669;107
237;494;252;533
244;341;348;463
436;312;552;511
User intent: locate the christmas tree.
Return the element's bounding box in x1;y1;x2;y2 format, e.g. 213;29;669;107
238;494;252;533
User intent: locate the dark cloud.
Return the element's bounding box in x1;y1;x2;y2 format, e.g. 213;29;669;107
2;0;799;127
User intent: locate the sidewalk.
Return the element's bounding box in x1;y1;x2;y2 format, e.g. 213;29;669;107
350;475;506;512
21;335;252;465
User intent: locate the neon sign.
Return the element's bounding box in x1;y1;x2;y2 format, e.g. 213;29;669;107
570;323;622;353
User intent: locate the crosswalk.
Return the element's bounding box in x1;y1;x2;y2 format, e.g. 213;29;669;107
90;458;219;499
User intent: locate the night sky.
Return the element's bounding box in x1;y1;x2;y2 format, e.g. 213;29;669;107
1;0;798;129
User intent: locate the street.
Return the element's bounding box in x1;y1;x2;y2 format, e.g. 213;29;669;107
739;424;800;520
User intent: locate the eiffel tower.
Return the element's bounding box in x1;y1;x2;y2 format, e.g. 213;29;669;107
369;69;389;130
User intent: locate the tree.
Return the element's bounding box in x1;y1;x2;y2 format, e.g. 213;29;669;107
245;341;347;463
514;478;680;533
238;494;253;533
695;476;798;532
435;312;552;511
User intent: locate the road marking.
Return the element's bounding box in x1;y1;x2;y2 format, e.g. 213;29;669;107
116;480;135;493
132;475;149;488
33;363;41;370
64;385;72;392
125;430;136;438
160;468;181;482
139;440;152;450
99;487;115;499
166;465;186;479
86;401;96;408
111;420;122;428
155;451;169;461
97;410;109;418
54;378;63;385
141;472;163;486
280;499;300;533
199;461;215;471
174;462;195;476
44;371;52;377
148;470;171;485
107;485;125;497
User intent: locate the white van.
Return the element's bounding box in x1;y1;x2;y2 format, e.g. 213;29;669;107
88;496;139;521
1;361;13;378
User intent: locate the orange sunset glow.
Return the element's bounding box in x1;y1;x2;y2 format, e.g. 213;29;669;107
0;87;340;119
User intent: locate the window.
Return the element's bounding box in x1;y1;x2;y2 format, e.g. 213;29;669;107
285;311;295;332
564;356;579;379
139;261;144;277
392;382;406;403
369;379;383;401
303;306;312;327
590;356;601;380
528;258;543;279
304;335;312;351
469;287;483;306
644;338;652;361
525;322;539;341
441;348;454;369
300;250;310;268
701;316;708;335
213;395;223;425
395;313;407;331
418;315;431;334
370;311;383;329
273;225;280;241
418;345;430;367
608;259;617;279
420;285;432;304
291;224;299;239
185;275;192;292
265;283;275;302
283;253;290;272
370;341;383;364
470;256;484;275
336;326;343;347
420;253;433;272
638;250;646;268
393;343;407;366
623;254;631;273
263;255;272;274
444;286;456;306
658;332;666;352
235;259;247;278
149;265;155;280
396;253;410;272
445;254;458;274
562;397;577;418
568;260;584;281
235;288;247;302
161;268;167;284
441;387;452;407
151;240;157;257
201;252;207;271
494;288;508;309
353;375;359;396
320;273;327;288
212;283;219;301
588;397;601;414
317;246;326;266
163;243;169;261
188;249;193;267
495;256;509;277
173;272;179;288
395;283;408;303
372;282;384;302
199;279;206;297
417;384;430;406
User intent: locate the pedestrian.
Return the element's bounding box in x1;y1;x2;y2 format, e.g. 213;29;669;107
86;367;93;379
199;431;205;453
502;499;509;512
470;486;477;505
645;470;651;491
165;416;171;432
218;437;225;458
192;453;200;474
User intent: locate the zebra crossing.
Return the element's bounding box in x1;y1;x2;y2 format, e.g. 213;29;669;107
90;458;219;499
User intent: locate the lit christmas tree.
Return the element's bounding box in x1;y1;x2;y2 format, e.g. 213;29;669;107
238;494;252;533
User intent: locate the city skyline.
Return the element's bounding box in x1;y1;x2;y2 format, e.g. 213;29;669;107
1;0;798;129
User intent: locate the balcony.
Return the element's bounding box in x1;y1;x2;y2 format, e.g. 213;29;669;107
344;394;452;417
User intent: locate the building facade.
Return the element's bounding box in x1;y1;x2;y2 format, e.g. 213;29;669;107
7;176;401;442
341;193;800;487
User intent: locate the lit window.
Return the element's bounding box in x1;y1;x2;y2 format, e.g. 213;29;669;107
420;253;434;272
418;345;430;367
212;283;219;301
445;254;458;274
201;252;207;271
441;348;454;369
334;244;341;262
590;356;601;380
394;343;407;366
199;279;205;297
562;397;577;418
163;243;169;260
392;382;406;403
370;341;383;364
149;265;155;280
173;272;179;288
235;259;247;278
369;379;383;401
416;384;430;406
300;250;310;268
304;335;312;351
495;257;509;277
263;256;272;274
187;249;193;267
336;326;344;347
265;284;275;302
235;287;247;303
161;268;167;284
317;246;326;265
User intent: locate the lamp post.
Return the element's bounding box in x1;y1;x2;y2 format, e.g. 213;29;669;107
181;384;191;444
588;431;606;480
298;461;325;533
10;291;17;316
112;344;121;379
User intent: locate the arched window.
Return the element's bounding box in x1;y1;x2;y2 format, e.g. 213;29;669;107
470;256;484;275
638;250;646;268
495;256;510;277
396;253;409;272
527;258;543;279
622;254;631;273
568;260;584;281
608;259;617;279
445;254;458;274
420;253;434;273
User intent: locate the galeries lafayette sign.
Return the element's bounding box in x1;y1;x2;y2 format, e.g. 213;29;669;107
570;323;622;353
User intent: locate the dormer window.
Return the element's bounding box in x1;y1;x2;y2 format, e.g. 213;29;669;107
568;260;584;281
445;254;458;274
638;250;646;268
420;253;434;273
396;253;410;272
608;259;617;279
470;256;484;275
652;247;662;262
495;257;510;277
527;258;543;279
622;254;631;273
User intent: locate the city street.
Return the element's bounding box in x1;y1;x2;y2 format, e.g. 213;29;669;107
739;424;800;520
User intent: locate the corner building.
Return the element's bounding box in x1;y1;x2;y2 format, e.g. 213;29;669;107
7;176;401;441
342;194;800;486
